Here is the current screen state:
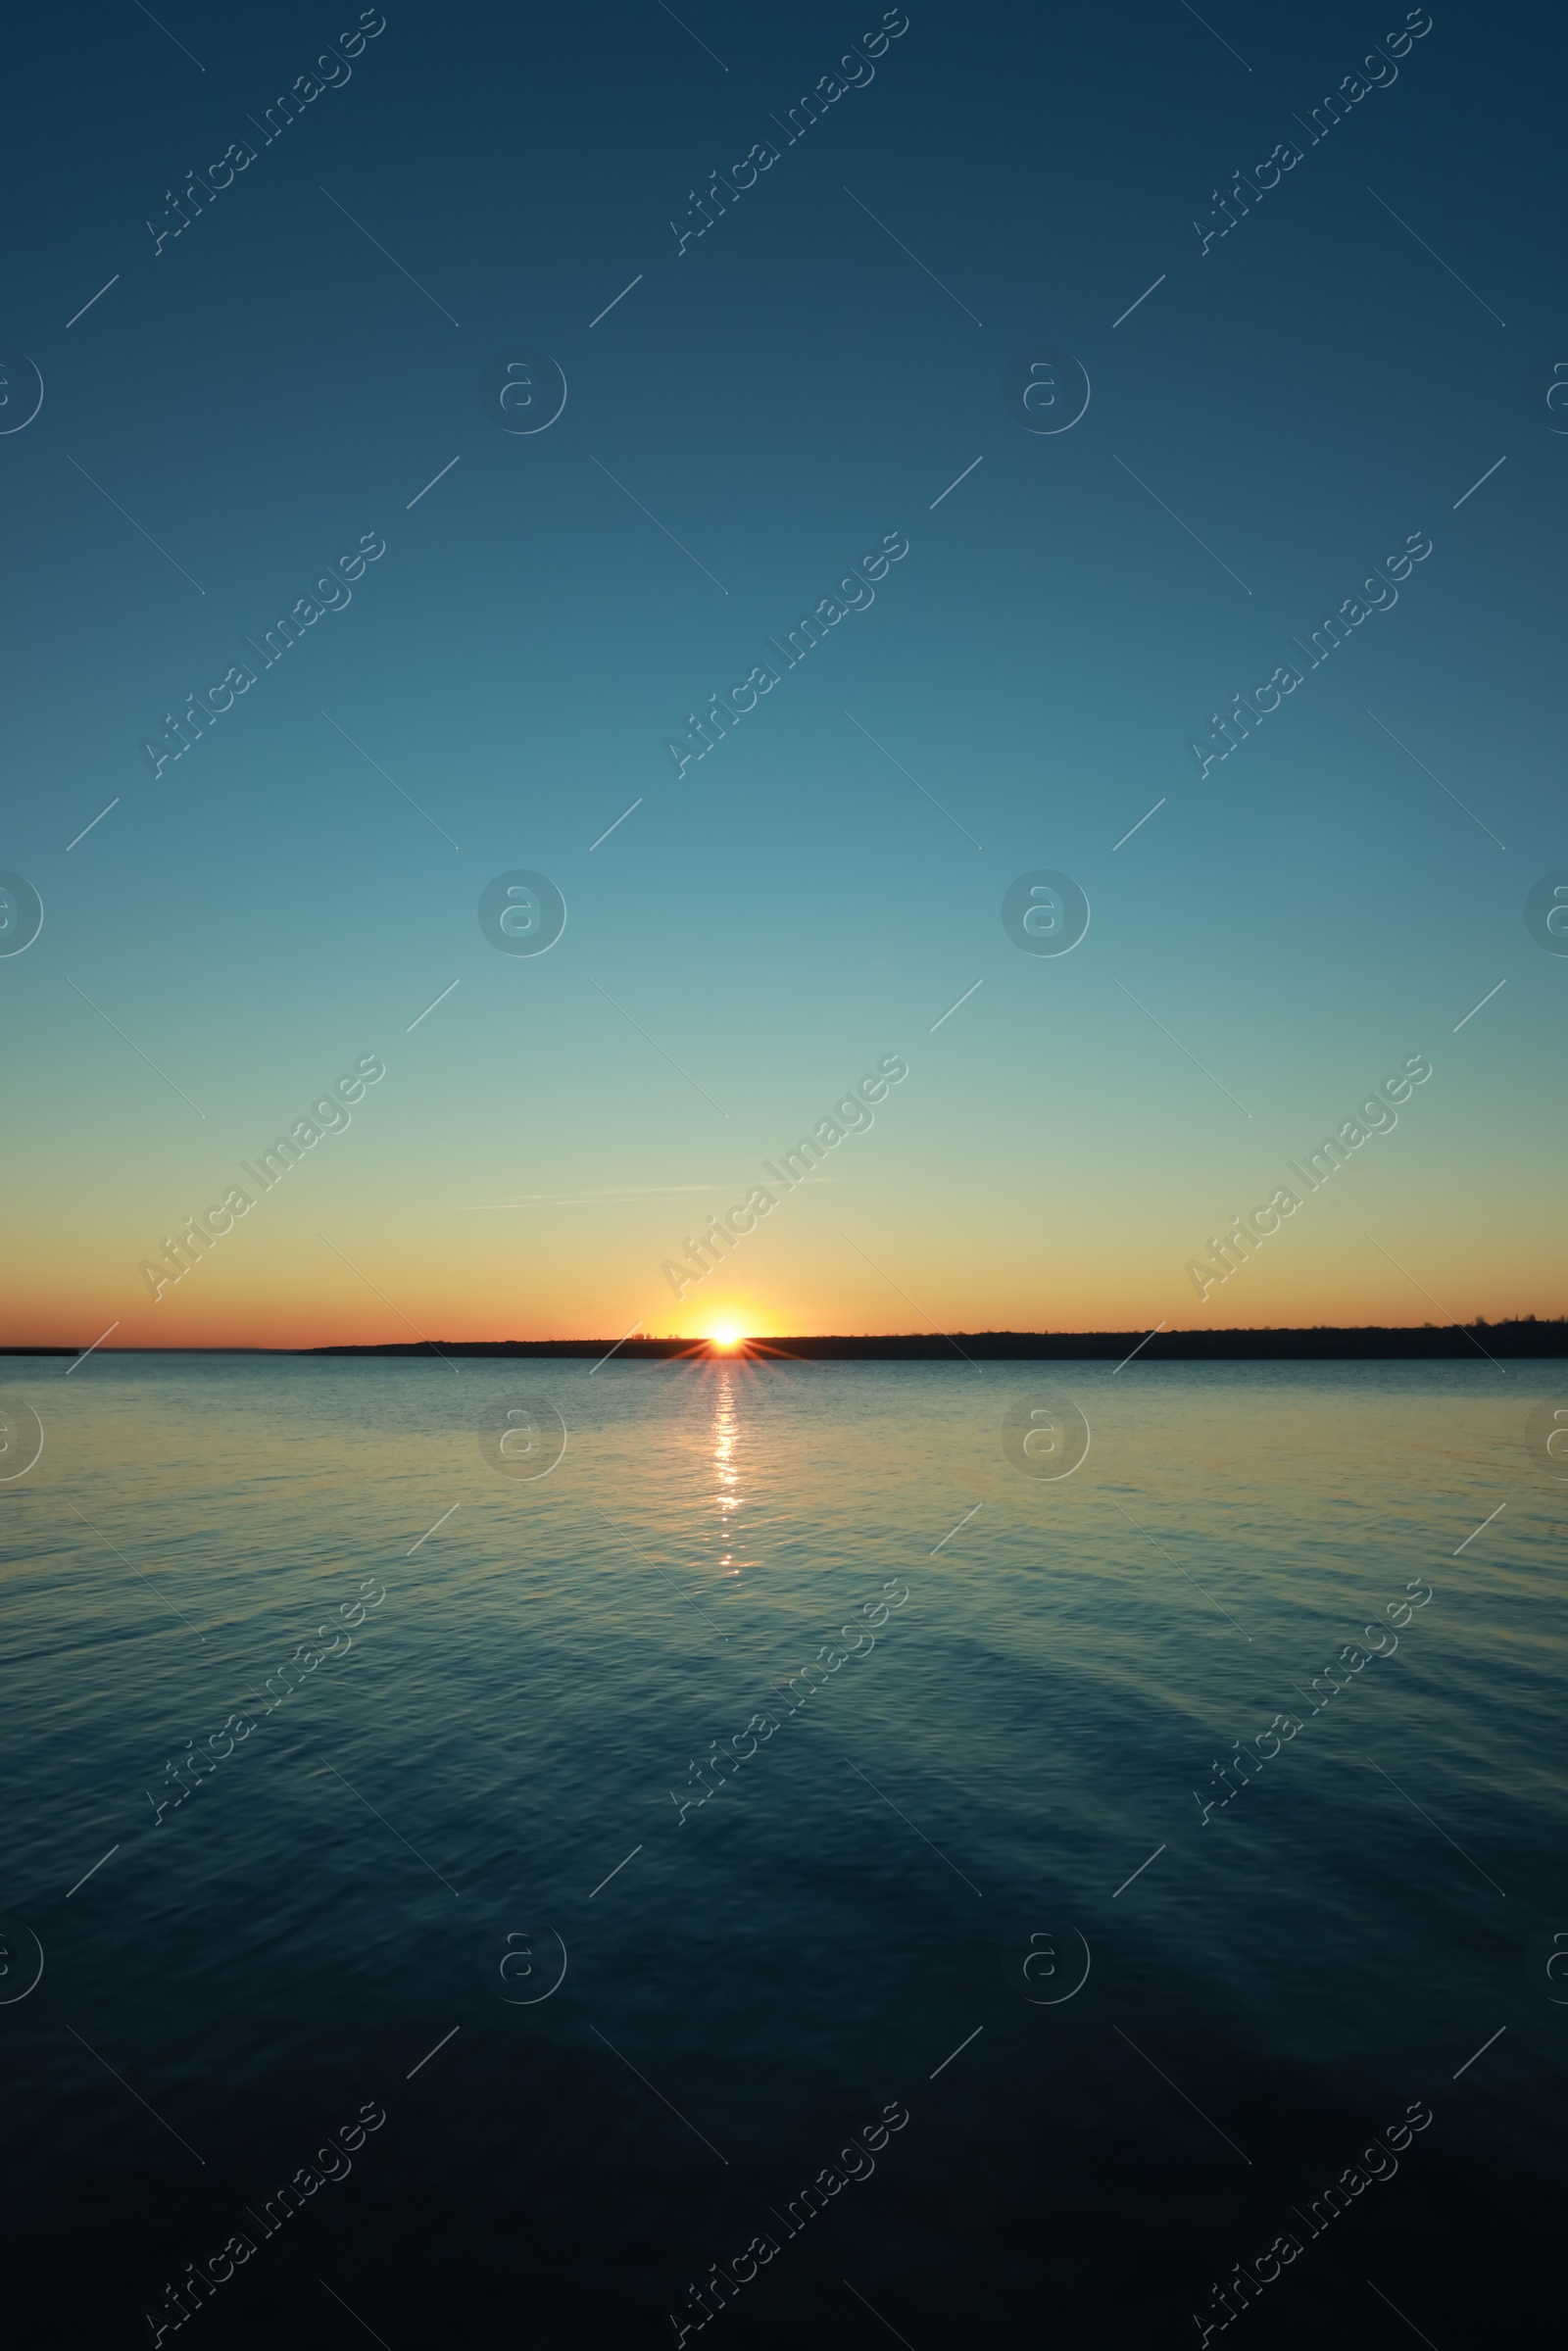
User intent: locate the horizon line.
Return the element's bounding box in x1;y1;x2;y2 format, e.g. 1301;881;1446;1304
5;1314;1564;1361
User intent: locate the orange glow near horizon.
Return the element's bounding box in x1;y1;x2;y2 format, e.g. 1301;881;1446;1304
3;1214;1558;1352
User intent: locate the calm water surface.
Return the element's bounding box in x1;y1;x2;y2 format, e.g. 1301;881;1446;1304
1;1354;1563;2347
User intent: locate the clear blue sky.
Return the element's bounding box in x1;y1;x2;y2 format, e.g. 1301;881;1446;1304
2;0;1561;1342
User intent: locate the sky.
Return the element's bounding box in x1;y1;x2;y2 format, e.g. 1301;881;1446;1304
1;0;1563;1347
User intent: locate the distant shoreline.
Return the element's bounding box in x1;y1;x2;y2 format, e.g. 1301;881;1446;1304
10;1321;1564;1361
316;1321;1568;1360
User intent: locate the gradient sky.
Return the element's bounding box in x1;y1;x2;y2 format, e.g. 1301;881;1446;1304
2;0;1562;1347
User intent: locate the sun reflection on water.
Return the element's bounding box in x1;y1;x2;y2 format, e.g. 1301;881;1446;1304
712;1363;744;1573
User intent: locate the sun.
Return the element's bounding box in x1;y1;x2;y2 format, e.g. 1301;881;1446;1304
709;1321;745;1349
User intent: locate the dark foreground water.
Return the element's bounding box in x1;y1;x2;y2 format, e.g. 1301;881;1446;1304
2;1353;1563;2349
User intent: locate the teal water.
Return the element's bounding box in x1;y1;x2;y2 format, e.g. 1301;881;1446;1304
1;1354;1562;2347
